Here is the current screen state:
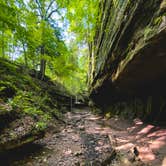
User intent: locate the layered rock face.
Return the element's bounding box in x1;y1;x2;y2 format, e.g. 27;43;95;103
90;0;166;121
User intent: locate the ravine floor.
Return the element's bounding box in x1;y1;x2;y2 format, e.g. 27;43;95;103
0;107;166;166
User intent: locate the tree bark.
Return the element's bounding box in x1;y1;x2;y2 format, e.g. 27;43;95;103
22;42;28;66
1;22;5;58
40;45;46;80
88;41;93;86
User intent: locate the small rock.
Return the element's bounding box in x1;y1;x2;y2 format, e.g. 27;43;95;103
74;161;80;166
43;158;47;162
133;147;139;157
53;134;59;138
64;149;72;156
74;150;83;156
26;162;33;166
78;126;85;131
80;161;86;166
90;140;95;144
39;159;42;163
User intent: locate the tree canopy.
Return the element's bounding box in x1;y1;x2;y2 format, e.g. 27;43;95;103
0;0;99;94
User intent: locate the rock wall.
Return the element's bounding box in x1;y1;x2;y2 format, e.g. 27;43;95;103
90;0;166;121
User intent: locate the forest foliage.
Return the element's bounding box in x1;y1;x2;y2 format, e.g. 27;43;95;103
0;0;99;94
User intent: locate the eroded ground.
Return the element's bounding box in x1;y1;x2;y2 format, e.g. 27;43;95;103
0;107;166;166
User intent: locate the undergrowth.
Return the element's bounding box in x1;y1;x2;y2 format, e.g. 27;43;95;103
0;58;69;131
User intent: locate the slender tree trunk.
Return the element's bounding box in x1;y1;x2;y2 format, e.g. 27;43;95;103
2;23;5;58
40;45;46;80
22;42;28;66
88;41;93;86
40;59;46;79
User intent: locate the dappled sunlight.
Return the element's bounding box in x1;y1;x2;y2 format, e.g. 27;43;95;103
84;115;166;164
137;125;154;135
85;126;112;135
138;146;156;161
133;118;143;125
116;137;129;144
147;129;166;137
85;116;102;121
162;156;166;166
105;117;166;164
149;136;166;150
116;143;134;150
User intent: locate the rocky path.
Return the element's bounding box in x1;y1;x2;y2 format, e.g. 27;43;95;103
34;108;115;166
2;108;115;166
1;107;166;166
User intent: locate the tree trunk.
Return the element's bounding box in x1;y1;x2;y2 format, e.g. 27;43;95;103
1;22;5;58
88;41;93;86
22;42;28;66
40;45;46;80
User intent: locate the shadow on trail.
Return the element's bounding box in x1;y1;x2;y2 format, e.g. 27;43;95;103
0;143;46;165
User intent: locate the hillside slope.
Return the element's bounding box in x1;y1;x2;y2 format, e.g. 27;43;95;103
0;58;73;152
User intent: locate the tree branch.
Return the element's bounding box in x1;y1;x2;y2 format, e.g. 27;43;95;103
45;0;55;16
47;8;59;19
35;0;43;18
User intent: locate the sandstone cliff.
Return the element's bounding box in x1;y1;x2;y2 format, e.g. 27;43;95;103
90;0;166;122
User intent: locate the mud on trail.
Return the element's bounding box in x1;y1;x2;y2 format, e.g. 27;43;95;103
0;107;166;166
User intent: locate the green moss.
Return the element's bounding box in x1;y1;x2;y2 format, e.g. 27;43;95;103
0;80;17;99
160;0;166;11
105;112;112;119
35;121;47;131
154;16;163;25
0;58;67;132
144;27;156;41
0;58;74;153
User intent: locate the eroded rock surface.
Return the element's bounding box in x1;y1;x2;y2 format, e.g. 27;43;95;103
90;0;166;123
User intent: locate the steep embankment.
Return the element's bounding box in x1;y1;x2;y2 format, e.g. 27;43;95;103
90;0;166;123
0;58;73;152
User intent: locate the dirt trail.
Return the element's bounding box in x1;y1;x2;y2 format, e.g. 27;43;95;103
1;107;166;166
